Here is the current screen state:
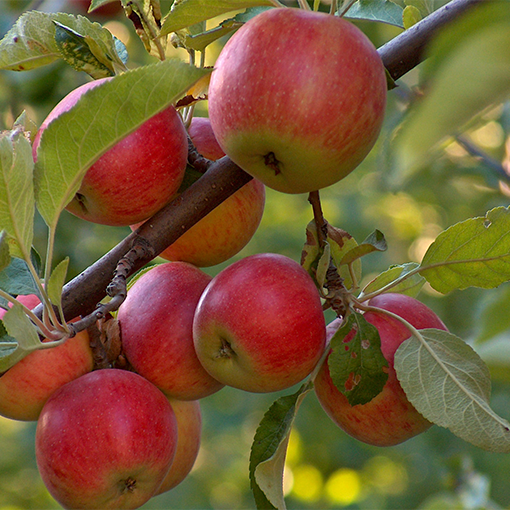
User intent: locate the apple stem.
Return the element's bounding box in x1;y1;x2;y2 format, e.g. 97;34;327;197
187;135;215;174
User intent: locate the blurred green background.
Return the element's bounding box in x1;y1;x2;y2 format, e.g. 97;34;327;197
1;0;510;508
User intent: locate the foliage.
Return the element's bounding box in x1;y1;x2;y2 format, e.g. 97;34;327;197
1;0;510;509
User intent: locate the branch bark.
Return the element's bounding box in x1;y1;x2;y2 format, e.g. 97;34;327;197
41;0;484;322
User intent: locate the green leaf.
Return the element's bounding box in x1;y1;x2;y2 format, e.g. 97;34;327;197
249;383;312;510
54;22;114;79
404;0;431;18
394;329;510;453
301;221;361;291
474;284;510;344
0;11;127;73
46;258;69;307
328;312;389;406
181;18;243;52
362;262;425;298
89;0;121;11
0;321;18;369
0;232;11;274
328;224;361;291
0;303;43;371
34;59;210;229
0;128;35;259
339;229;387;266
420;207;510;294
343;0;404;28
393;4;510;177
0;257;41;297
160;0;277;37
403;5;421;29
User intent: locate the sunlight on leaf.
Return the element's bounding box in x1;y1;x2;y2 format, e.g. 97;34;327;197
0;129;34;260
420;207;510;293
343;0;404;28
250;383;312;510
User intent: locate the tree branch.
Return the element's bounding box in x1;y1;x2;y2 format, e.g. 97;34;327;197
36;0;485;323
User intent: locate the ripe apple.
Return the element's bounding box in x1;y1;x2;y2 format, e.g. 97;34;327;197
208;8;387;194
0;294;93;421
32;78;188;226
70;0;123;16
36;369;178;510
314;293;447;446
156;398;202;495
133;116;266;267
193;253;327;393
117;262;224;400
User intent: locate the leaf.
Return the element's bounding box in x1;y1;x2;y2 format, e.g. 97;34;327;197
0;257;41;297
403;5;421;29
34;59;210;229
393;4;510;177
362;262;425;298
327;224;361;291
54;22;114;79
301;221;361;291
0;11;127;73
181;19;243;52
339;229;387;266
394;329;510;453
474;284;510;344
0;232;11;274
0;321;18;369
343;0;404;28
0;303;43;371
328;312;389;406
160;0;276;37
250;383;312;510
420;207;510;294
89;0;121;11
46;258;69;307
0;128;35;259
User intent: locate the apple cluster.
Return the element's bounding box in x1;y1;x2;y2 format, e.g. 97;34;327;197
3;7;452;509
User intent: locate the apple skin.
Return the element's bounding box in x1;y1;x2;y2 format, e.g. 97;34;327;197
117;262;224;400
0;294;93;421
36;369;178;510
314;293;447;446
155;398;202;495
134;117;266;267
208;8;387;194
70;0;123;16
193;253;327;393
32;78;188;226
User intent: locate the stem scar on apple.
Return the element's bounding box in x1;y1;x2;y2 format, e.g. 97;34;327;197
217;337;236;359
264;152;281;176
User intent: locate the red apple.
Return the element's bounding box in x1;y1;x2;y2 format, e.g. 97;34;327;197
32;78;188;226
36;369;178;509
0;294;93;421
208;8;387;194
193;253;327;393
314;293;447;446
117;262;224;400
133;116;266;267
156;398;202;495
70;0;123;16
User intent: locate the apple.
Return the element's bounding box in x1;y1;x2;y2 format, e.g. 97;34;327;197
0;294;93;421
155;398;202;495
133;116;266;267
70;0;123;17
36;369;178;510
314;293;447;446
32;78;188;226
117;262;224;400
192;253;327;393
208;8;387;194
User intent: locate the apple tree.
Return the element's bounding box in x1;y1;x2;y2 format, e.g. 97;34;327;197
1;0;510;508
